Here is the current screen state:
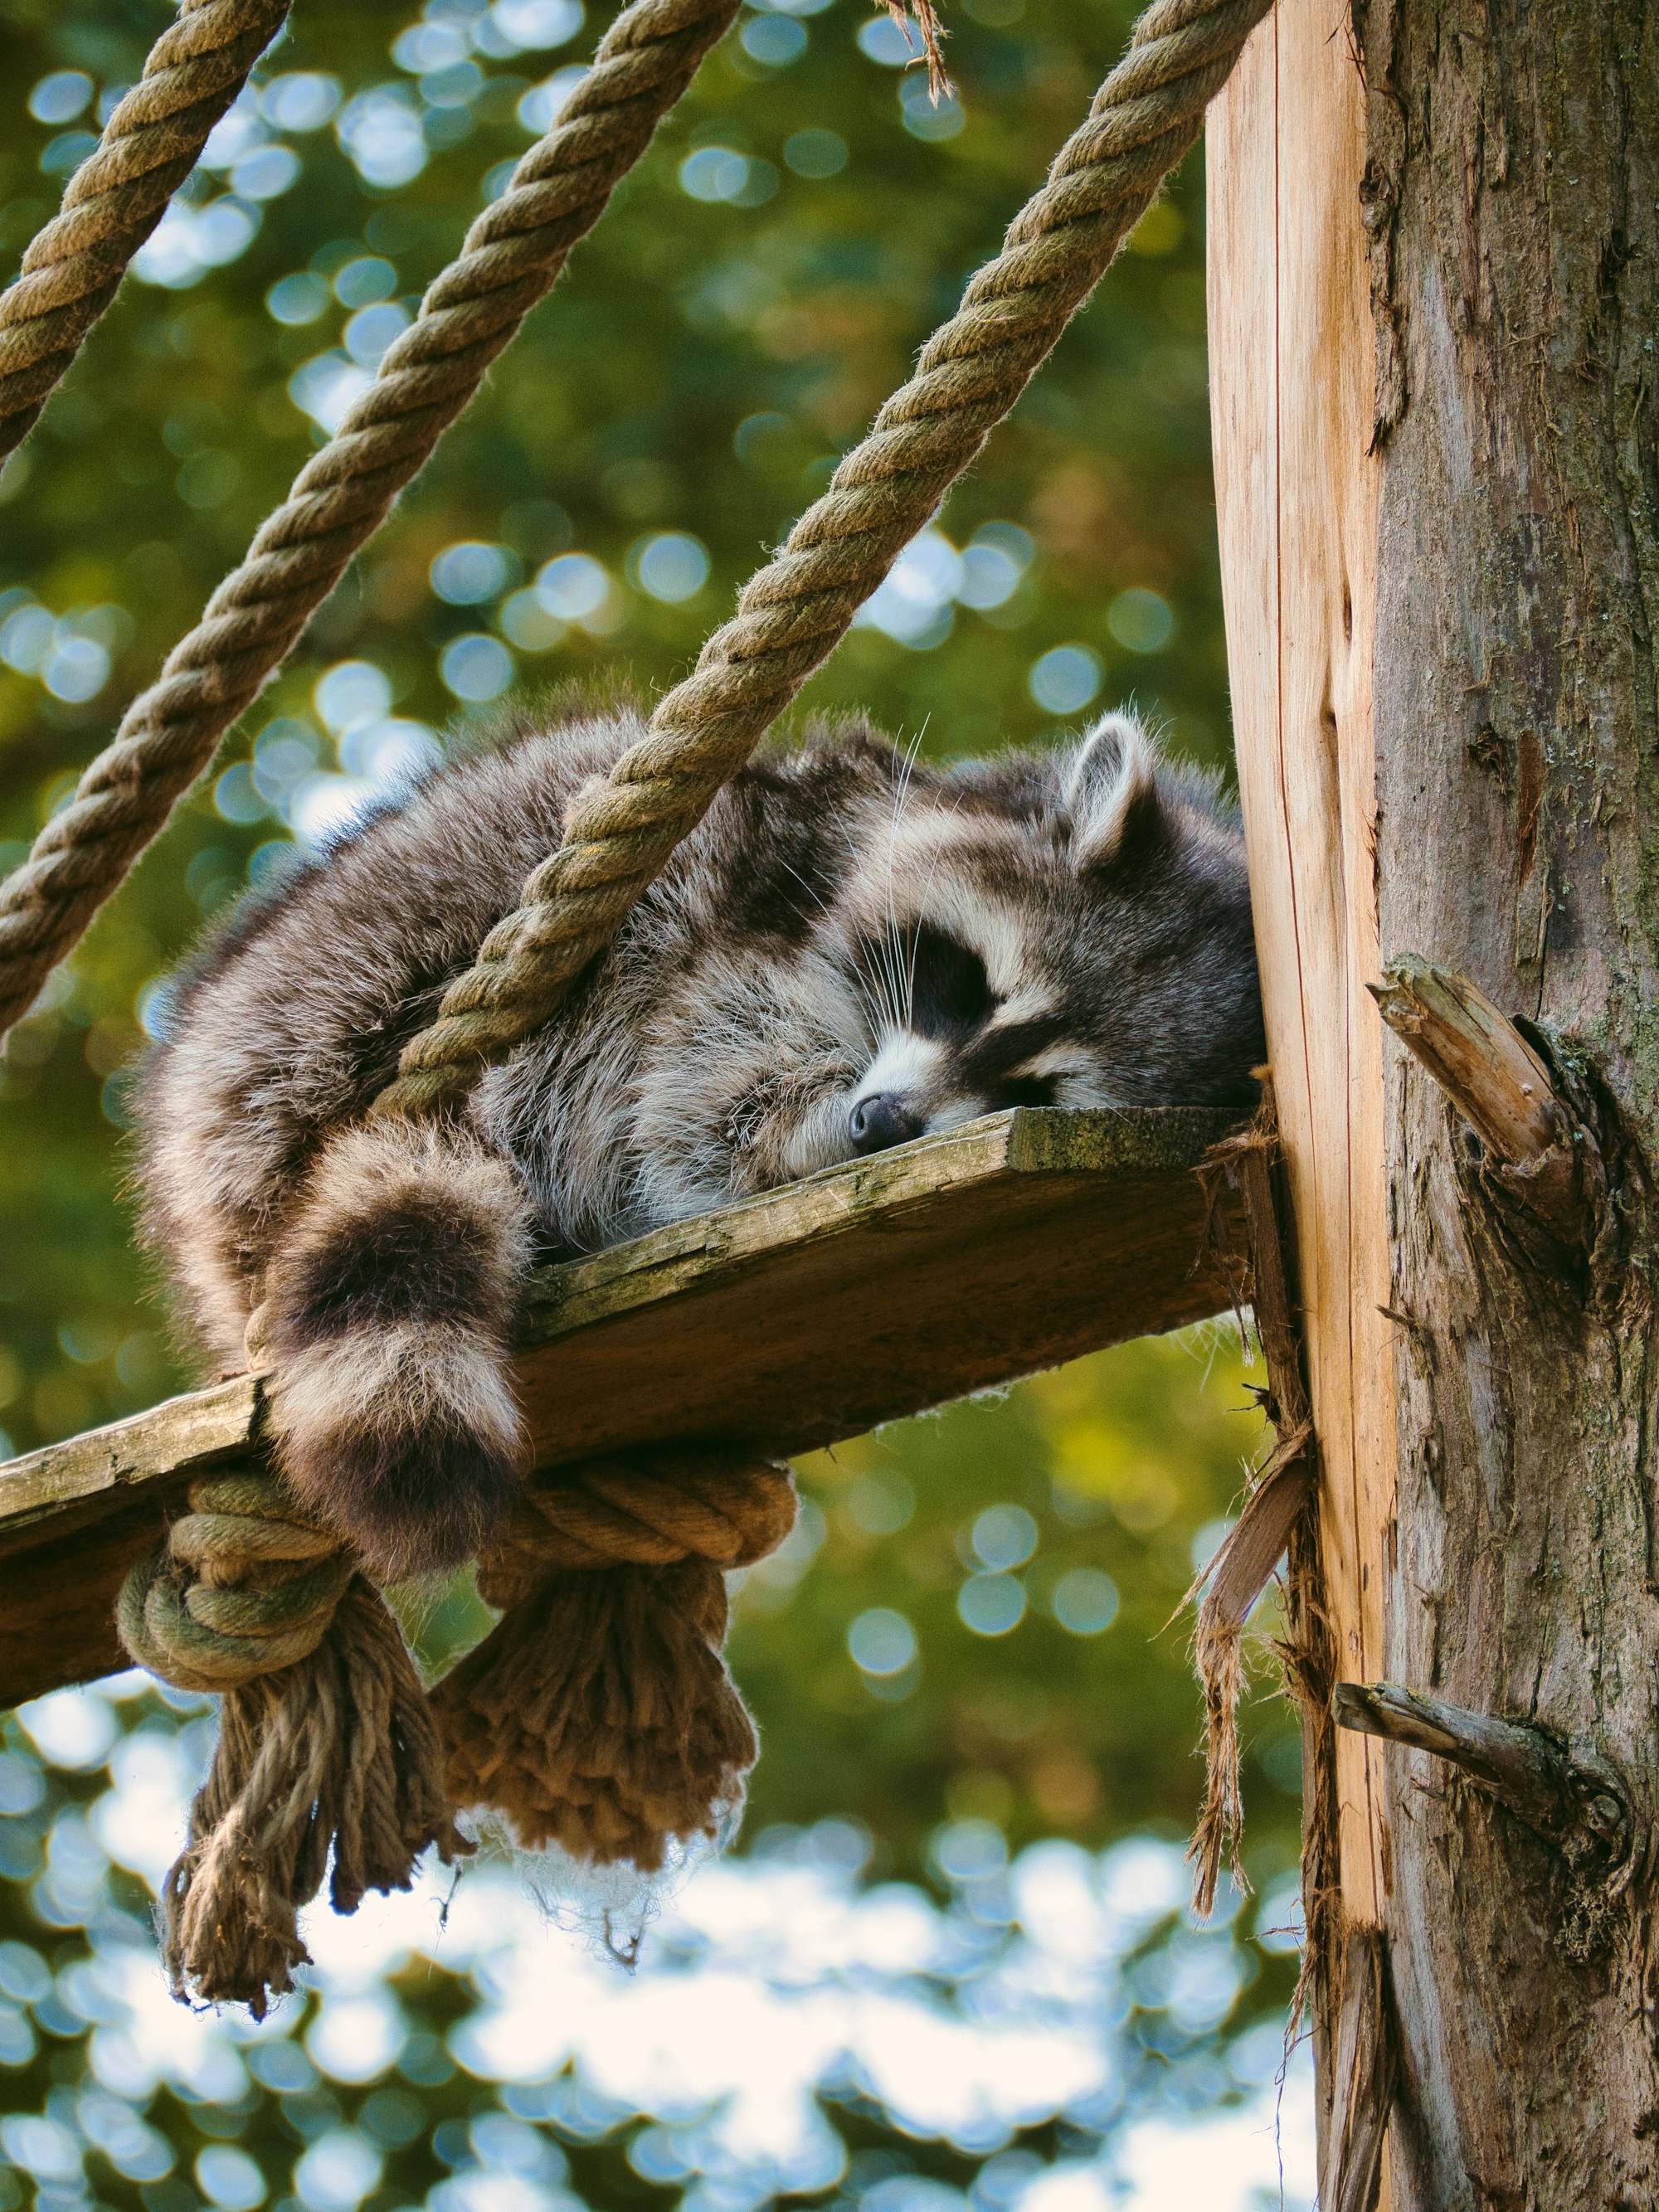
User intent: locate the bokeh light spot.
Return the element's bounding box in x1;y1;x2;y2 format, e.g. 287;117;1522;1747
1050;1568;1120;1636
847;1607;917;1676
1028;644;1103;715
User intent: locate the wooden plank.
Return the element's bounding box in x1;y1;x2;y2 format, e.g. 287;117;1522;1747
0;1105;1241;1709
0;1377;257;1545
1206;0;1396;2163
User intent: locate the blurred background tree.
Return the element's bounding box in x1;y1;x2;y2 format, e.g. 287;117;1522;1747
0;0;1308;2203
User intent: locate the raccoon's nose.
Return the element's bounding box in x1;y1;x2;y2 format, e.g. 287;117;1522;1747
849;1092;922;1155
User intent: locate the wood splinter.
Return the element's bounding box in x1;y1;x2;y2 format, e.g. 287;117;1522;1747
1333;1681;1630;1870
1186;1078;1321;1915
1368;955;1591;1249
1326;1924;1396;2212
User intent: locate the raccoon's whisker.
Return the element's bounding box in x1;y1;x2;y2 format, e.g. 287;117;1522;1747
878;734;927;1034
776;857;834;928
854;810;908;1043
895;918;917;1036
902;847;946;1027
898;795;958;1033
888;728;924;818
775;855;889;1053
902;918;922;1031
858;960;898;1053
876;915;910;1043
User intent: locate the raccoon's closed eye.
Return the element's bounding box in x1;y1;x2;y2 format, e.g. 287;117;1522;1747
995;1075;1057;1109
908;925;994;1036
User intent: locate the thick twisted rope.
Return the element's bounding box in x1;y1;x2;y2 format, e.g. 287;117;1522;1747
473;1446;800;1599
118;1468;461;2010
119;1466;350;1690
373;0;1275;1117
0;0;290;465
0;0;744;1045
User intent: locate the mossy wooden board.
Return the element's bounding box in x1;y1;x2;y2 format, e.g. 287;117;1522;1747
0;1106;1242;1709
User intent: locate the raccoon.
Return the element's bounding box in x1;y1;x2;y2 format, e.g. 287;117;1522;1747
136;704;1262;1583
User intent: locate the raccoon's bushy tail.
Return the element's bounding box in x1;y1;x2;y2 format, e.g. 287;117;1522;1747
261;1120;533;1582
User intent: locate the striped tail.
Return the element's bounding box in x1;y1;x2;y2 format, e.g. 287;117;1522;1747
260;1119;533;1582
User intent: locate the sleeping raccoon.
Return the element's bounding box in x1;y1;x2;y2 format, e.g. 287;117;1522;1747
136;704;1263;1582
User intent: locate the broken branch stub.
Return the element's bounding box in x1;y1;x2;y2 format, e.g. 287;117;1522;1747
1333;1681;1630;1872
1369;955;1590;1248
1370;955;1559;1162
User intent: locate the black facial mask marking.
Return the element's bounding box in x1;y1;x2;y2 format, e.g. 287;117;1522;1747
907;925;994;1036
853;924;995;1039
958;1014;1066;1094
854;929;1068;1111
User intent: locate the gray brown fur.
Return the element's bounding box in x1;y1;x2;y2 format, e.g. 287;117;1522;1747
136;706;1262;1580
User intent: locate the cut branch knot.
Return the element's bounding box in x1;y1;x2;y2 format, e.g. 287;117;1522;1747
1370;955;1603;1257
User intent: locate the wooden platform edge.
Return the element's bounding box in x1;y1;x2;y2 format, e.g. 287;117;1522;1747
520;1101;1238;1336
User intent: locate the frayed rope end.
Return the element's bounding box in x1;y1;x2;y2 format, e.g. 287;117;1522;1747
878;0;953;101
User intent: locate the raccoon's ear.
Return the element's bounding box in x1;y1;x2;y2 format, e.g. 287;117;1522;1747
1061;712;1170;876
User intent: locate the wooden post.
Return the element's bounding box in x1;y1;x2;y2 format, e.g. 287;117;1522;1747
1204;0;1394;2173
1209;2;1659;2200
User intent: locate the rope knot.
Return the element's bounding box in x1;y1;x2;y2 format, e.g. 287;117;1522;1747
118;1461;462;2014
435;1447;797;1870
119;1468;349;1693
476;1446;797;1602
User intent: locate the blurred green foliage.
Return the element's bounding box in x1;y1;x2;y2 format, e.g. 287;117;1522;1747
0;0;1303;2197
739;1338;1290;1872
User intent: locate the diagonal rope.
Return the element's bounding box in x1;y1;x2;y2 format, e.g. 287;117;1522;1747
0;0;745;1046
0;0;291;466
372;0;1276;1119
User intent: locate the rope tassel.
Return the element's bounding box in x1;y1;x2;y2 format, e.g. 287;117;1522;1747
435;1450;796;1869
118;1470;462;2013
120;1452;791;2010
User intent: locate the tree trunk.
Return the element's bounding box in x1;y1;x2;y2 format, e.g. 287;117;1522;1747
1209;1;1659;2203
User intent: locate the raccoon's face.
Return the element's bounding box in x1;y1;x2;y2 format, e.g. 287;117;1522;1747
836;714;1263;1155
845;917;1092;1153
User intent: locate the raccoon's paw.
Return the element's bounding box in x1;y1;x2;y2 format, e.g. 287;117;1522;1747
262;1121;533;1582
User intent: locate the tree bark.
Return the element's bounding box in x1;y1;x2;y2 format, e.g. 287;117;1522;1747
1210;1;1659;2202
1367;3;1659;2200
